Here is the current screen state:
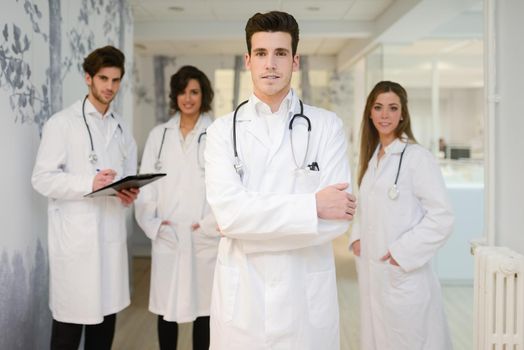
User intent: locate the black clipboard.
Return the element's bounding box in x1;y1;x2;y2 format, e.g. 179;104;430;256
84;173;166;198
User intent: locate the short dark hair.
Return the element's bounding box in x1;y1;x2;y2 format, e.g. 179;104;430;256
82;45;125;78
245;11;299;56
169;65;214;114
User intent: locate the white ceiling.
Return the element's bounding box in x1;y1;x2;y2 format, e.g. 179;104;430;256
131;0;484;72
131;0;395;56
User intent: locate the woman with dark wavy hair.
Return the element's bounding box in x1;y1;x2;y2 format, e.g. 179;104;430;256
350;81;454;350
135;65;219;350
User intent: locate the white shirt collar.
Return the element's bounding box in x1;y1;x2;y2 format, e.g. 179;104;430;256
84;97;114;120
251;89;294;117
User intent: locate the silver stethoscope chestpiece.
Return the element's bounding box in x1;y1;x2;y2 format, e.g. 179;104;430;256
89;152;98;164
154;160;163;171
388;184;399;200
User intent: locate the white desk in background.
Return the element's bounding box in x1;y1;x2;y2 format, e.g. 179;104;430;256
435;182;484;284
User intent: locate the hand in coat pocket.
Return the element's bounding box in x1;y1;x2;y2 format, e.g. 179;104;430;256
158;220;178;249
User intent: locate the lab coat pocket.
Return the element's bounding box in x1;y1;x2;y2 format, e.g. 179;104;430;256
156;224;179;252
53;210;97;256
215;262;240;323
384;265;430;347
193;227;220;255
306;269;338;329
293;170;321;194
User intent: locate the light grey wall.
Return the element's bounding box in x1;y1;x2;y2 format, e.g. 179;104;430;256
491;0;524;253
0;0;134;348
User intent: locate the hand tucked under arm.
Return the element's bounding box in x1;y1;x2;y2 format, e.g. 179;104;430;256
351;239;361;257
316;182;356;220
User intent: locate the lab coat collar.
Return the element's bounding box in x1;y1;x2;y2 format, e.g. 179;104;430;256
164;112;208;133
384;135;409;155
164;113;180;129
236;89;296;121
83;97;115;120
236;90;299;150
253;90;294;117
78;97;122;143
370;135;409;167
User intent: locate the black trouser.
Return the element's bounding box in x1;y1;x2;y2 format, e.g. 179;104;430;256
50;314;116;350
157;315;210;350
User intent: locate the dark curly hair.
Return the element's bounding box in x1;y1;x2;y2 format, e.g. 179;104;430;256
169;65;214;114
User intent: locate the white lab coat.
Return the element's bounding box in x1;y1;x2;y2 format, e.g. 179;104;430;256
135;113;220;322
31;99;137;324
349;138;454;350
205;92;351;350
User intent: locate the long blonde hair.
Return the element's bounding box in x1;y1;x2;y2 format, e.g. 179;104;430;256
357;81;417;186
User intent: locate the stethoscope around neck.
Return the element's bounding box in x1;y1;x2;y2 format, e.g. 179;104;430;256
232;99;315;179
82;95;123;164
154;127;207;171
387;143;408;200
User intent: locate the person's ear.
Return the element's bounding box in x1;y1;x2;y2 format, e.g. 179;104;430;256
85;73;92;86
244;52;251;70
292;54;300;72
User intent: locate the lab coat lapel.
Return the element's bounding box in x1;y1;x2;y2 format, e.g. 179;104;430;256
106;110;120;145
242;101;272;150
162;117;185;218
267;96;301;166
83;100;114;152
369;138;407;188
184;114;207;155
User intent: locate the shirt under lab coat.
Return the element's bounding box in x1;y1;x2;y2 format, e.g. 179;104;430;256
32;99;137;324
135;113;220;322
204;91;351;350
349;138;454;350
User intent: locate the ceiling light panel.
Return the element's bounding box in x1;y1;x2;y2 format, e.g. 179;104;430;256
282;1;353;21
211;1;281;20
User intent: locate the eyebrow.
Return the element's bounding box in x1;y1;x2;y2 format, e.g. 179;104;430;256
97;74;121;81
275;48;290;53
252;47;290;53
374;102;399;105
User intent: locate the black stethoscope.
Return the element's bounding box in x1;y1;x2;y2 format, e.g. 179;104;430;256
232;99;316;179
82;95;123;164
388;143;408;200
154;128;207;171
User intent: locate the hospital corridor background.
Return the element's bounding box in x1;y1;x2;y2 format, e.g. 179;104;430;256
1;0;523;349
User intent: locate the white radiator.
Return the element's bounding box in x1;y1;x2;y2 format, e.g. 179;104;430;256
474;246;524;349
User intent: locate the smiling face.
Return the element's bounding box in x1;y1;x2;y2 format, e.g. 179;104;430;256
176;78;202;118
85;66;122;114
370;91;403;146
245;31;299;110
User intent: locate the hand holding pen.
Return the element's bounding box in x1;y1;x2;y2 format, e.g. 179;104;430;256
92;169;117;191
